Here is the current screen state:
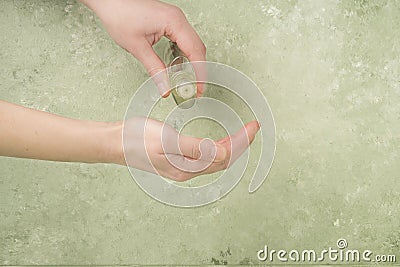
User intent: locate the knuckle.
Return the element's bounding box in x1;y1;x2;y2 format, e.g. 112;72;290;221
166;6;185;19
192;143;201;159
199;43;206;55
148;66;163;77
222;158;230;169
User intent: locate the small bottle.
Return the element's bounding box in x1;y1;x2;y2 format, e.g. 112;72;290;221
164;41;196;109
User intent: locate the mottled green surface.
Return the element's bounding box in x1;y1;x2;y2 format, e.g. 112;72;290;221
1;0;400;265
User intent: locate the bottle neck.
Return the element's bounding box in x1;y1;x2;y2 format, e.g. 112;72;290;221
174;74;196;99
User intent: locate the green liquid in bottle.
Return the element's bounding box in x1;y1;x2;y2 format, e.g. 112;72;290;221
164;42;197;109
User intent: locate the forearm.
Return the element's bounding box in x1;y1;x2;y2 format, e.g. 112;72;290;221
0;100;124;164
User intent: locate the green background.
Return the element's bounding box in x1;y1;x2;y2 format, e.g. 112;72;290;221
1;0;399;265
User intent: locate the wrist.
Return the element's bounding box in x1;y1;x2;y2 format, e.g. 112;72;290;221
97;121;125;165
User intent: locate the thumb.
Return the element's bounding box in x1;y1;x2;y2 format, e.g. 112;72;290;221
129;40;170;97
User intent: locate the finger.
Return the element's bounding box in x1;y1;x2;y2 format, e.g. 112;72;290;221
128;39;170;97
179;135;227;162
163;138;216;173
166;19;207;96
192;121;260;176
164;153;212;174
218;120;260;167
164;121;260;180
160;124;226;172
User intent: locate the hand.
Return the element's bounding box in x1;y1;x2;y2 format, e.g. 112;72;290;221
0;101;259;181
81;0;206;97
122;117;260;181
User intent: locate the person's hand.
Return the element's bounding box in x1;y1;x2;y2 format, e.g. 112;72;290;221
80;0;206;97
0;100;259;181
121;117;260;181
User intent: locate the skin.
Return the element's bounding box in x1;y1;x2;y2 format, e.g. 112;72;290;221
0;0;260;181
81;0;207;96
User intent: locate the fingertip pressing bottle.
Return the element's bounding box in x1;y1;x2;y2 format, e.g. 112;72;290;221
164;41;197;109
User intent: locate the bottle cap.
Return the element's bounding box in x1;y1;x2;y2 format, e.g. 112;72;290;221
176;83;196;99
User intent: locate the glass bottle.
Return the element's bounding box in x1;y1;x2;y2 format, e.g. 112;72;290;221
164;41;196;109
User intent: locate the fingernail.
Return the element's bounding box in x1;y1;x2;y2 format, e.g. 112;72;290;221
157;82;169;98
162;91;170;98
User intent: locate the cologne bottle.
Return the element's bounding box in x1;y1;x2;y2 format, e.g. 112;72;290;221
164;41;196;109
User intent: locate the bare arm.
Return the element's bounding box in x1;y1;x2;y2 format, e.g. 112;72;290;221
0;100;123;164
0;100;259;181
0;1;259;179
